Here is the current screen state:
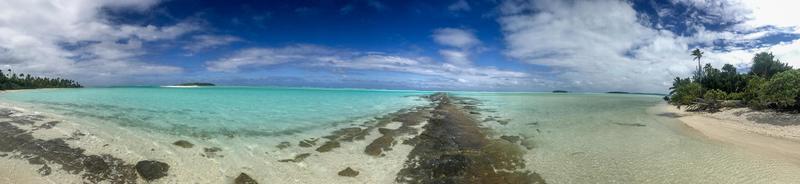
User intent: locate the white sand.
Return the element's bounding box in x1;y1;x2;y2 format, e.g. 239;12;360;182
656;103;800;164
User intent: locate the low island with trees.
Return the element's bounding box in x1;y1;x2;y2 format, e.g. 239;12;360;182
174;82;215;87
0;69;82;90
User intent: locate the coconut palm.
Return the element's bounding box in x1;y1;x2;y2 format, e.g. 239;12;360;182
691;49;704;78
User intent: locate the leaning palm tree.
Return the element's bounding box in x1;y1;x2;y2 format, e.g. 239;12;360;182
691;49;704;78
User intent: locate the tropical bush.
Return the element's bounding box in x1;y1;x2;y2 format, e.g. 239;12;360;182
757;69;800;109
669;82;702;106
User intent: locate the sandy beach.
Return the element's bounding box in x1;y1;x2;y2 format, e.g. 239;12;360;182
657;103;800;164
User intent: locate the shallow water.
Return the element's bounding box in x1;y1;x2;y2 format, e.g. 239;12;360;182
459;92;800;183
0;87;428;137
0;89;798;183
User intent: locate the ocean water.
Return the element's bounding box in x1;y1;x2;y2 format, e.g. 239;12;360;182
459;92;800;183
1;88;799;183
0;87;428;137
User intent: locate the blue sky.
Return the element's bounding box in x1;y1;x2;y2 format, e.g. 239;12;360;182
1;0;800;92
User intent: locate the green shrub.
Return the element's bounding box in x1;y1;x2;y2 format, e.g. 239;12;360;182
670;82;703;106
743;76;766;105
758;70;800;109
726;92;744;100
704;89;727;101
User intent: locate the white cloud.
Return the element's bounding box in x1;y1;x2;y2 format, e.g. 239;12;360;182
499;0;699;93
0;0;193;85
448;0;471;12
432;28;481;66
432;28;480;49
183;35;242;53
206;45;536;89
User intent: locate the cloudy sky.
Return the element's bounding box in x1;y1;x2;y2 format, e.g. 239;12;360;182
1;0;799;92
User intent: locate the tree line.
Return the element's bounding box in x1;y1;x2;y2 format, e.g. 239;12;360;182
668;50;799;111
0;69;82;90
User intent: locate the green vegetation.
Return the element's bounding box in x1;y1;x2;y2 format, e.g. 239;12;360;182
176;82;215;86
552;90;568;93
0;69;81;90
668;50;798;111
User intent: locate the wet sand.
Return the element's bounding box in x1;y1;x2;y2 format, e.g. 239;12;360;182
657;103;800;165
0;93;540;183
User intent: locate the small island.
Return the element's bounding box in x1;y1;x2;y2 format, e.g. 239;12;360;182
175;82;215;87
552;90;568;93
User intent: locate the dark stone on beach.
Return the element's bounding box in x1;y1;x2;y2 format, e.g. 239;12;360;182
298;138;317;147
338;167;359;177
276;141;291;149
278;153;312;162
527;122;539;126
315;141;340;152
172;140;194;148
37;164;52;176
0;153;7;157
613;122;646;127
84;155;110;173
135;160;170;181
500;135;521;143
28;156;45;165
235;173;258;184
365;135;395;156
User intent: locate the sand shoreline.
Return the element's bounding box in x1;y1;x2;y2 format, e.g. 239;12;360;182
656;103;800;164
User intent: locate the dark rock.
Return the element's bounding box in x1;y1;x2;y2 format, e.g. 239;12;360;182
33;121;60;130
500;135;521;143
298;138;317;148
276;141;291;149
278;153;312;163
135;160;170;181
235;173;258;184
431;154;469;177
37;164;52;176
28;156;45;165
364;135;395;156
338;167;359;177
497;119;511;125
203;147;223;158
172;140;194;148
315;141;340;152
83;155;109;173
613;122;646;127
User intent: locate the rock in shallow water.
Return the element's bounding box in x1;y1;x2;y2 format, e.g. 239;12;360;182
135;160;170;181
235;173;258;184
338;167;359;177
172;140;194;148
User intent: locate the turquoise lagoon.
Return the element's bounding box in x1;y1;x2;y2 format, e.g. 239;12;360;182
0;87;429;137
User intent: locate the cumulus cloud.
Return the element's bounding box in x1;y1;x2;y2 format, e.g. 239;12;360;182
0;0;194;85
206;44;535;89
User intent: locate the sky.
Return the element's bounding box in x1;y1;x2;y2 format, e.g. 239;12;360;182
1;0;800;93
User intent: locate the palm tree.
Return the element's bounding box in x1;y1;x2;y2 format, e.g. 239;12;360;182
691;49;704;78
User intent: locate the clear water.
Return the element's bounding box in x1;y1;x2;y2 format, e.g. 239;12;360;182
2;89;798;183
0;87;428;137
459;92;800;183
